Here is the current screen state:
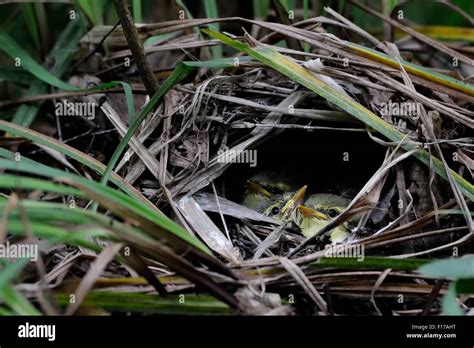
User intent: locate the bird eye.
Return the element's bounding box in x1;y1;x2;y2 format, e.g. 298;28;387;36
271;207;280;215
327;209;338;218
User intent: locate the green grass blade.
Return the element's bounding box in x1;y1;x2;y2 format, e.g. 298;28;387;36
280;0;296;12
99;56;250;188
311;256;430;271
303;0;309;19
442;282;463;315
99;63;194;187
0;159;211;254
0;158;158;222
0;286;41;316
144;32;178;48
0;29;135;126
132;0;142;23
8;19;86;126
383;0;399;15
303;0;309;52
0;174;83;197
203;0;222;59
77;0;104;25
418;257;474;315
0;29;80;91
0;30;134;97
344;42;474;97
418;257;474;279
0;258;31;290
0;127;146;209
456;278;474;294
184;56;252;68
253;0;270;19
0;258;41;315
1;201;106;226
19;3;40;48
175;0;194;19
6;217;107;249
55;292;231;315
0;69;33;87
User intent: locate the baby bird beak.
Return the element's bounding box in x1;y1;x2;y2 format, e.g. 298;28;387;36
297;205;329;220
246;180;272;198
280;185;307;217
297;204;350;243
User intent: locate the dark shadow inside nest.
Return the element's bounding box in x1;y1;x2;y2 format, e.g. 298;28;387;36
206;129;471;257
202;129;388;257
222;129;386;203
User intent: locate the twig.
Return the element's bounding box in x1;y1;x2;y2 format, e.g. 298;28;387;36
70;20;121;72
113;0;158;96
0;86;146;109
420;280;444;316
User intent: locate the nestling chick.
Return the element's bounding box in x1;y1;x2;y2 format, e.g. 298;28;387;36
298;193;352;244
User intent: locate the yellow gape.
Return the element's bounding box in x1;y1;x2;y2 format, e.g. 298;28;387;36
242;180;275;213
241;171;299;214
263;185;307;223
242;176;353;244
298;193;352;244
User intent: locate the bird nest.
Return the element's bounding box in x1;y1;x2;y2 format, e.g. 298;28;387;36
1;1;473;316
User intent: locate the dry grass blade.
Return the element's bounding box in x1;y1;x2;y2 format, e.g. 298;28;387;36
350;0;474;65
394;59;474;233
101;102;173;183
177;196;240;263
279;257;328;314
171;92;306;196
65;243;123;315
194;192;276;224
253;223;288;261
366;70;473;128
324;7;386;51
60;178;241;309
204;29;474;205
370;268;392;315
